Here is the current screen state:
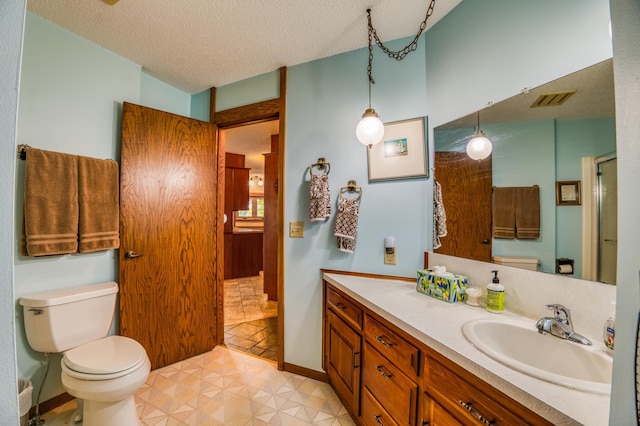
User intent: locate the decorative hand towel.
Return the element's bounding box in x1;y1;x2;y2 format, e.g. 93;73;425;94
334;197;359;253
310;173;331;221
78;155;121;252
433;179;447;249
516;186;540;239
492;187;516;239
23;148;79;256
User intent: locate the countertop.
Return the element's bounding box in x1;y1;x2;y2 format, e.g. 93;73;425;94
322;272;610;426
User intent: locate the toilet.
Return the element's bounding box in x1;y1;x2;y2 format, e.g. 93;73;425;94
20;282;150;426
493;255;540;271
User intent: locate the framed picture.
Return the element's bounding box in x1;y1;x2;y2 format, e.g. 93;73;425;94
367;116;428;182
556;180;581;205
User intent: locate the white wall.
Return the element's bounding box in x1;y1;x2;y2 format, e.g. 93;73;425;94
609;0;640;422
1;1;26;423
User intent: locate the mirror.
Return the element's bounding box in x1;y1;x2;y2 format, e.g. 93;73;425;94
434;58;616;285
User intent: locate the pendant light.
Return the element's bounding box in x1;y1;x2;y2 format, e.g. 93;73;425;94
466;111;492;160
357;2;436;148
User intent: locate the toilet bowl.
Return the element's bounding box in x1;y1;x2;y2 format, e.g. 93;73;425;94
61;336;151;425
20;282;150;426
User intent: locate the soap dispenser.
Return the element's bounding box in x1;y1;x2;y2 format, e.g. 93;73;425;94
486;270;504;314
603;301;615;352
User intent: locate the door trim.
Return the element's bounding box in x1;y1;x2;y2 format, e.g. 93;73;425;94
210;67;286;370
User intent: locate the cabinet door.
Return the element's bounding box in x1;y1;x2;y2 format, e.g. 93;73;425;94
326;309;361;417
231;168;249;211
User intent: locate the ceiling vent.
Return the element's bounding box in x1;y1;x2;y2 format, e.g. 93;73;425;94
530;90;577;108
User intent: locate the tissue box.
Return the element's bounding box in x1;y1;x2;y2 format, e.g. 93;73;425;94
417;269;468;303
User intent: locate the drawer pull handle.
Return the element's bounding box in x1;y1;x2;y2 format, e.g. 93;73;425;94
375;335;394;348
375;364;393;380
353;351;360;368
421;420;430;426
373;414;384;425
458;401;495;425
334;302;347;310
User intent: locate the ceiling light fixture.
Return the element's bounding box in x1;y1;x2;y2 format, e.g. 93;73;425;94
466;111;492;161
249;175;263;187
356;1;436;148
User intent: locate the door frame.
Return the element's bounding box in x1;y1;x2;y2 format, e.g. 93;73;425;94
210;67;286;369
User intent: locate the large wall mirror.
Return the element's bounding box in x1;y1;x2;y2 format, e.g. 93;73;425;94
434;58;616;285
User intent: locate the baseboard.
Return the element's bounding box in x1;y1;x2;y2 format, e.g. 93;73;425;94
283;362;329;383
29;392;74;419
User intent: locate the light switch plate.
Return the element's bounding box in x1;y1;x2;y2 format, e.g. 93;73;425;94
289;221;304;238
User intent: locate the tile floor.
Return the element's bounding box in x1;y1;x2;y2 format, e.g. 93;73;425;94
40;346;355;425
224;275;279;361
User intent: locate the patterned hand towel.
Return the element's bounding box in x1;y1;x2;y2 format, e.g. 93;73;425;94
310;173;331;221
78;156;121;252
334;197;359;253
433;179;447;249
23;148;79;256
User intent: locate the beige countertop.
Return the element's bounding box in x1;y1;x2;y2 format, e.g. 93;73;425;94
323;272;610;426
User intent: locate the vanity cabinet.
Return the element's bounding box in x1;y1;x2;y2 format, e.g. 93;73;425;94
323;279;553;426
324;286;363;417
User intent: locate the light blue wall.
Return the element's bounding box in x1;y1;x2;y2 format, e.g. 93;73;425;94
1;1;25;423
555;117;616;277
140;72;191;117
216;70;279;111
190;90;210;122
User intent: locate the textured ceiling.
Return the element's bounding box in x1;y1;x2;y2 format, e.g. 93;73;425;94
27;0;462;94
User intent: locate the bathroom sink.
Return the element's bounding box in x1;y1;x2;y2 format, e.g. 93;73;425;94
462;318;612;394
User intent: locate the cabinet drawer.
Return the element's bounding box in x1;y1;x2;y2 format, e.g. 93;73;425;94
362;387;399;426
365;314;419;377
424;354;551;426
363;342;418;426
327;286;363;330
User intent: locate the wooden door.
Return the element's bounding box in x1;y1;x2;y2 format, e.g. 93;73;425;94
263;150;278;300
434;152;492;262
119;102;219;370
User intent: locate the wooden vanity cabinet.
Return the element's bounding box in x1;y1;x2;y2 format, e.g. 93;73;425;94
323;279;554;426
324;286;363;417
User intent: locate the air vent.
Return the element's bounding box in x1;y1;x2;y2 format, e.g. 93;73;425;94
530;90;576;108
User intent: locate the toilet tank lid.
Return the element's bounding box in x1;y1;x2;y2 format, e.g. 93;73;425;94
20;281;118;308
493;256;539;264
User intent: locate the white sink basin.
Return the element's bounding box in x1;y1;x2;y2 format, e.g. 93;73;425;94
462;318;612;394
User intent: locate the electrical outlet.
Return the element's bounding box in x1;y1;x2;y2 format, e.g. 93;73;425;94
384;249;396;265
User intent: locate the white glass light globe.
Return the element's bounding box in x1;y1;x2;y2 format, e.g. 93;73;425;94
356;109;384;147
466;130;492;160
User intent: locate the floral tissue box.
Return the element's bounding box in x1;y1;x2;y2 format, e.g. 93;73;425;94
417;269;468;303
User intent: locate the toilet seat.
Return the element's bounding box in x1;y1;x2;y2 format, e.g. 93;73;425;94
62;335;146;380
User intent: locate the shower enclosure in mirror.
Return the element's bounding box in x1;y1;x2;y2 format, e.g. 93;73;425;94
433;58;617;285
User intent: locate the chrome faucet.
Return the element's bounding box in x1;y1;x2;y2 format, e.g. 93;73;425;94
536;304;592;345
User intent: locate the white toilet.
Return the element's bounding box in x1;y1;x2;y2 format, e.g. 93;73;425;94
20;282;150;426
493;255;540;271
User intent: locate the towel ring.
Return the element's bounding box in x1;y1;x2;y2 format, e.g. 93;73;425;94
339;179;362;202
310;157;330;177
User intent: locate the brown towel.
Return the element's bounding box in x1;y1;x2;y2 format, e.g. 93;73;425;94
516;186;540;239
78;156;120;252
492;187;516;239
23;148;79;256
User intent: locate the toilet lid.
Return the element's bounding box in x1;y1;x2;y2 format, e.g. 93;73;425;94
63;335;146;376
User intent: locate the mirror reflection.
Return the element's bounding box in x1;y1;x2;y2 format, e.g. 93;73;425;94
434;58;616;285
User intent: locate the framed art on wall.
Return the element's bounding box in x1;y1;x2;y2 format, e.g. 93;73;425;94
556;180;581;205
367;116;428;182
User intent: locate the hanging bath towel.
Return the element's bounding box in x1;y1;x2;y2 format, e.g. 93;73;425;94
334;197;359;253
433;179;447;249
310;173;331;221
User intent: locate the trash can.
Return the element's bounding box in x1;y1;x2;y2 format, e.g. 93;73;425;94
18;378;32;426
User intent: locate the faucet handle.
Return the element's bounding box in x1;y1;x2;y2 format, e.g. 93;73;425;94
545;304;571;324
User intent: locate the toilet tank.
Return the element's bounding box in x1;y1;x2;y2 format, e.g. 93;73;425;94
20;282;118;353
493;256;540;271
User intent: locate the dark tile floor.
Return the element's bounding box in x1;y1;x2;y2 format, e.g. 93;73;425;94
224;316;278;361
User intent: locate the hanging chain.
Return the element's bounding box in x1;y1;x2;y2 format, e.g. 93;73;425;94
367;0;436;62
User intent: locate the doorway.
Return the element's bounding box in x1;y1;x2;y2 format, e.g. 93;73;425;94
222;120;280;361
596;156;617;284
